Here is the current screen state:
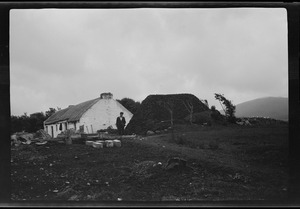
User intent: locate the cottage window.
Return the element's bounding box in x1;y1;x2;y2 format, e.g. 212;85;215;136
79;125;84;132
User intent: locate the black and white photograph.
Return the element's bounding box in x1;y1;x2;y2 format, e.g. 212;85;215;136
4;2;295;206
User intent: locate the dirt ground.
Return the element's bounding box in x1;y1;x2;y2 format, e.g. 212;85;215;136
10;123;289;205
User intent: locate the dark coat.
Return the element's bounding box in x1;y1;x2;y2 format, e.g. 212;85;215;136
116;116;126;128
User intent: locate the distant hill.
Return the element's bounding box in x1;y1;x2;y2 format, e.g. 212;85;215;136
232;97;288;121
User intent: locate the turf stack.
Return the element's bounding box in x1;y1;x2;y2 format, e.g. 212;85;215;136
125;94;209;135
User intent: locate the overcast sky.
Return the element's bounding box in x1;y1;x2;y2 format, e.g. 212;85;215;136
10;8;288;116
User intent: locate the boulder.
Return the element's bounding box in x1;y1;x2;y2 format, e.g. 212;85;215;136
146;130;155;135
18;133;34;141
34;129;51;140
11;134;18;141
165;157;187;171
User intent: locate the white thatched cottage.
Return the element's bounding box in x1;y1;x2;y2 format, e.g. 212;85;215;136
44;93;133;138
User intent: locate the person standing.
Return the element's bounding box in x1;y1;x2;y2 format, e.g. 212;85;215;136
116;112;126;135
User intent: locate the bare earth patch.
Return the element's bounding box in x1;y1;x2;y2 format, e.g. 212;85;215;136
11;124;288;204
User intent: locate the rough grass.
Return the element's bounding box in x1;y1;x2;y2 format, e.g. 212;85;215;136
11;123;288;204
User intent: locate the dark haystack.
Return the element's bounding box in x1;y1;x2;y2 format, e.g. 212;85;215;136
125;94;209;135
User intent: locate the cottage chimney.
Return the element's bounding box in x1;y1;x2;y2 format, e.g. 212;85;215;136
100;92;113;99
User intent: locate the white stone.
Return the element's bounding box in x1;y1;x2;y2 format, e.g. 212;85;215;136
113;140;121;147
105;140;114;148
92;142;103;148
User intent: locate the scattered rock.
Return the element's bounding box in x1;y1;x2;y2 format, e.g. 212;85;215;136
57;187;73;197
11;132;34;146
11;134;18;141
36;141;47;146
161;195;180;201
131;160;163;181
146;130;155;135
34;129;52;140
68;195;79;201
165;157;187;171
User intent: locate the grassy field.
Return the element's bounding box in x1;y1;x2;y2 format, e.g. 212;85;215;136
10;123;288;205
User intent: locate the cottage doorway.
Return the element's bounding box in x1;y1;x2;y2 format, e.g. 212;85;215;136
51;126;54;138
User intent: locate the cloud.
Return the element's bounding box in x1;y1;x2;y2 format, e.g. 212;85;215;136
10;8;288;115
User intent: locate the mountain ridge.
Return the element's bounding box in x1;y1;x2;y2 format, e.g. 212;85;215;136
220;97;288;121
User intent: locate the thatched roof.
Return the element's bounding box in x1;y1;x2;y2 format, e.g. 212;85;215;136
44;98;100;125
125;93;209;134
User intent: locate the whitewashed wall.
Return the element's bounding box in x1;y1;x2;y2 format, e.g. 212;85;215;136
78;98;133;133
68;122;76;130
44;120;68;138
44;98;133;137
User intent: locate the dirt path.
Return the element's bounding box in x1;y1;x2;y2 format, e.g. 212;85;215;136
130;132;288;182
